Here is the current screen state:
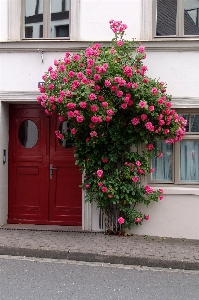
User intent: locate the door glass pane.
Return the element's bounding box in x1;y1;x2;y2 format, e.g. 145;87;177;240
156;0;177;36
184;0;199;35
18;120;38;148
24;0;44;38
180;140;199;181
152;141;173;181
58;121;75;148
50;0;70;38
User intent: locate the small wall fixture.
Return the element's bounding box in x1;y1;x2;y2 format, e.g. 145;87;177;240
38;49;44;63
3;149;6;164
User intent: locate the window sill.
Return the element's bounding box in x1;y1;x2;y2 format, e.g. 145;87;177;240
152;186;199;195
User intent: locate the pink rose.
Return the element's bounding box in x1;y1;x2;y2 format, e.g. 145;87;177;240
101;186;108;193
131;118;140;125
116;41;124;47
104;80;111;87
118;217;125;225
144;215;150;220
147;144;154;150
102;158;108;163
137;46;145;53
106;109;114;116
132;176;139;182
79;102;87;108
116;90;123;97
151;87;158;95
68;111;74;118
90;131;97;137
144;185;154;194
135;161;141;167
71;128;77;134
134;217;142;223
85;184;90;189
97;169;103;178
102;102;109;108
93;74;101;81
139;101;146;108
90;105;98;112
105;116;112;122
66;103;76;109
121;103;127;109
88;93;97;101
76;115;84;123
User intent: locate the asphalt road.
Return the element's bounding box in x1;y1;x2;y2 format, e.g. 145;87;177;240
0;256;199;300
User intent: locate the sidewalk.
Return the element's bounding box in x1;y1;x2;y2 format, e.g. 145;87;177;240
0;224;199;271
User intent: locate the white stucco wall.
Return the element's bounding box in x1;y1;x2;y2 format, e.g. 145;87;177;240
79;0;142;41
145;51;199;98
0;49;199;98
92;193;199;240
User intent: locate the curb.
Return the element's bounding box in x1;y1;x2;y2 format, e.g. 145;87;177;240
0;246;198;271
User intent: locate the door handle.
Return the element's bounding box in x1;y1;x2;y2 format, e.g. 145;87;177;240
50;164;57;179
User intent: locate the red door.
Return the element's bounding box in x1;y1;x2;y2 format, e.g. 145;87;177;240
8;104;82;225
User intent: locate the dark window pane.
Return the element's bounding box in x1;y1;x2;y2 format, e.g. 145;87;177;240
56;25;69;37
18;120;38;148
190;115;199;132
25;26;33;38
58;121;75;148
24;0;44;38
181;114;189;132
184;0;199;35
50;0;69;38
156;0;177;36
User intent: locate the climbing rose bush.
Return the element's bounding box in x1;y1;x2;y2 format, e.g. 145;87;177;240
38;20;186;232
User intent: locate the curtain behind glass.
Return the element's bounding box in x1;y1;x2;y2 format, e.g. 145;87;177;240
180;141;199;181
152;141;173;181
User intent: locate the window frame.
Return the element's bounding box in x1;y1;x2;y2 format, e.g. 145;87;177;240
154;0;199;38
20;0;80;40
150;110;199;186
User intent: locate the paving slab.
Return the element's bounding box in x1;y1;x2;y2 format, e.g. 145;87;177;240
0;225;199;270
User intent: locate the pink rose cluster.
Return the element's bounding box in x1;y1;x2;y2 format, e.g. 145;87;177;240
109;20;127;34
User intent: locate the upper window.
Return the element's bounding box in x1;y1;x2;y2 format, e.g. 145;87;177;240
156;0;199;37
23;0;70;38
151;113;199;184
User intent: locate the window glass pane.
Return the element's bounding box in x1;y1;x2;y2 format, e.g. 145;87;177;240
24;0;44;38
18;120;38;148
50;0;70;38
190;115;199;132
152;141;173;181
180;114;190;132
156;0;177;36
181;114;189;132
184;0;199;35
58;121;75;148
180;141;199;181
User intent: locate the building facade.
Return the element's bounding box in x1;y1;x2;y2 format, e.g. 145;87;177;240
1;0;199;239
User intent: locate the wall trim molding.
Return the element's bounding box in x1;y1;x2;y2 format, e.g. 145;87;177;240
1;39;199;53
1;92;199;107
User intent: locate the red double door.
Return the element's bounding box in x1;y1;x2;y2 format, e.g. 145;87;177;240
8;105;82;225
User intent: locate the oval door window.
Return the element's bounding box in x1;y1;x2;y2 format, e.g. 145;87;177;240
18;120;38;148
58;121;75;148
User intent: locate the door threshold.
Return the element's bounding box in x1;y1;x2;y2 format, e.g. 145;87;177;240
0;224;83;232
